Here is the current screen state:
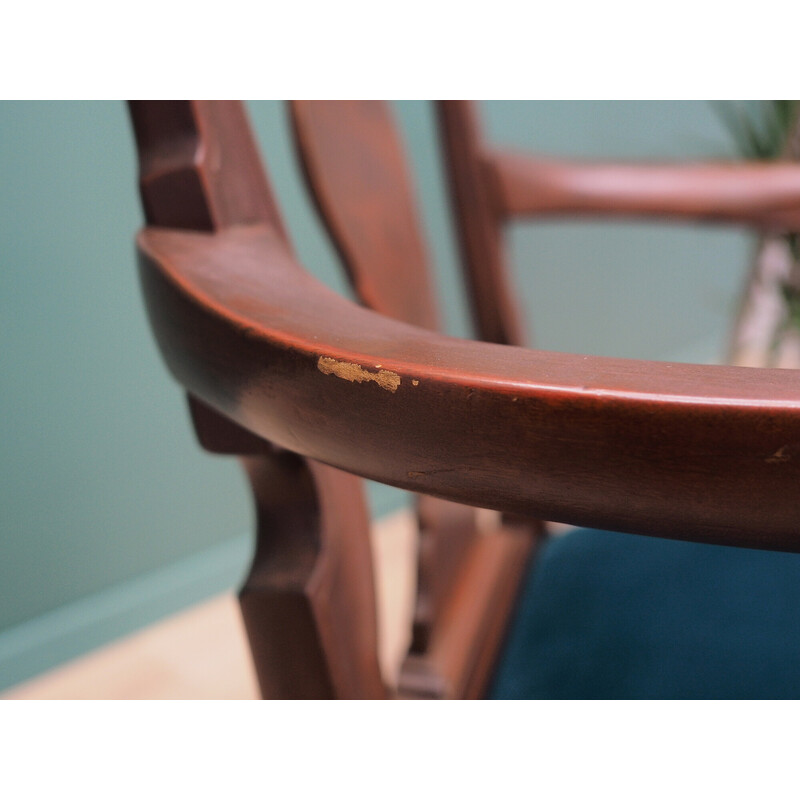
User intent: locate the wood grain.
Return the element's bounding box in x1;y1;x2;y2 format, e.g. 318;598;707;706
138;224;800;550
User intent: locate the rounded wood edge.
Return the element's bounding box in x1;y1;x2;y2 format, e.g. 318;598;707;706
136;224;800;550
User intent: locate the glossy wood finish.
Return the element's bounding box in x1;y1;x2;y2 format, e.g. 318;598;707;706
399;521;537;699
289;101;439;331
489;152;800;230
137;224;800;550
129;101;386;698
130;100;289;236
290;100;537;696
436;101;527;347
410;496;480;651
239;451;385;698
130;101;800;701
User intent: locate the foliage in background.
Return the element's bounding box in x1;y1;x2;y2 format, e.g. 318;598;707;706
714;100;800;336
713;100;799;161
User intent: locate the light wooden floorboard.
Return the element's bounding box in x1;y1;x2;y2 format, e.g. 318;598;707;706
4;509;417;700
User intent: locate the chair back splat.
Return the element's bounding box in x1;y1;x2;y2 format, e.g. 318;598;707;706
290;101;544;698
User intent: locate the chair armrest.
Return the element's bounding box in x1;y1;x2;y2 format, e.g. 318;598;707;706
488;151;800;231
138;224;800;550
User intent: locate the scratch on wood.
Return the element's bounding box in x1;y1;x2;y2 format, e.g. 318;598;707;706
317;356;401;393
766;445;791;464
407;467;467;478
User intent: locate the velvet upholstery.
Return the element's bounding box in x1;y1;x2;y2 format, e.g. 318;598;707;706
490;528;800;699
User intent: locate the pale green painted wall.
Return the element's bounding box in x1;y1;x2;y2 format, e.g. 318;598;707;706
481;102;752;363
0;101;751;690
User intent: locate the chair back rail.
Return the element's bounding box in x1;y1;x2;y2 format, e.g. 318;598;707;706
137;223;800;551
488;152;800;230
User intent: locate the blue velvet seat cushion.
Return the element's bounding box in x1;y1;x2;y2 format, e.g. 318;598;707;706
489;528;800;699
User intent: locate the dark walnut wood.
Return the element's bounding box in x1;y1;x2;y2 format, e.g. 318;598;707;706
289;101;440;330
137;223;800;551
398;521;534;699
289;100;540;697
129;100;386;699
239;451;385;699
130;100;800;700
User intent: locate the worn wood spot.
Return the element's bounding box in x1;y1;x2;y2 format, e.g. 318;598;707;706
317;356;401;393
766;445;792;464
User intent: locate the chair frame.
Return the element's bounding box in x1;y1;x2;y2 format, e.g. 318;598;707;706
129;101;800;699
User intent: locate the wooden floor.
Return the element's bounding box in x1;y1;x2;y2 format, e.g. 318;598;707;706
3;510;417;700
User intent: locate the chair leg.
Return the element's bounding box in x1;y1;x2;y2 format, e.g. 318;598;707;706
399;502;545;699
410;496;480;653
238;452;387;699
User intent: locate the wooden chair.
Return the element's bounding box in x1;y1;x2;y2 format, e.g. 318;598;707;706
129;101;800;699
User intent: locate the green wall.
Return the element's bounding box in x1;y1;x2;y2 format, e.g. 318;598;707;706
0;101;751;691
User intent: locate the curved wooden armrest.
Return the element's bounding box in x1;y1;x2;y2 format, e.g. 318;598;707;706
138;224;800;551
488;151;800;231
